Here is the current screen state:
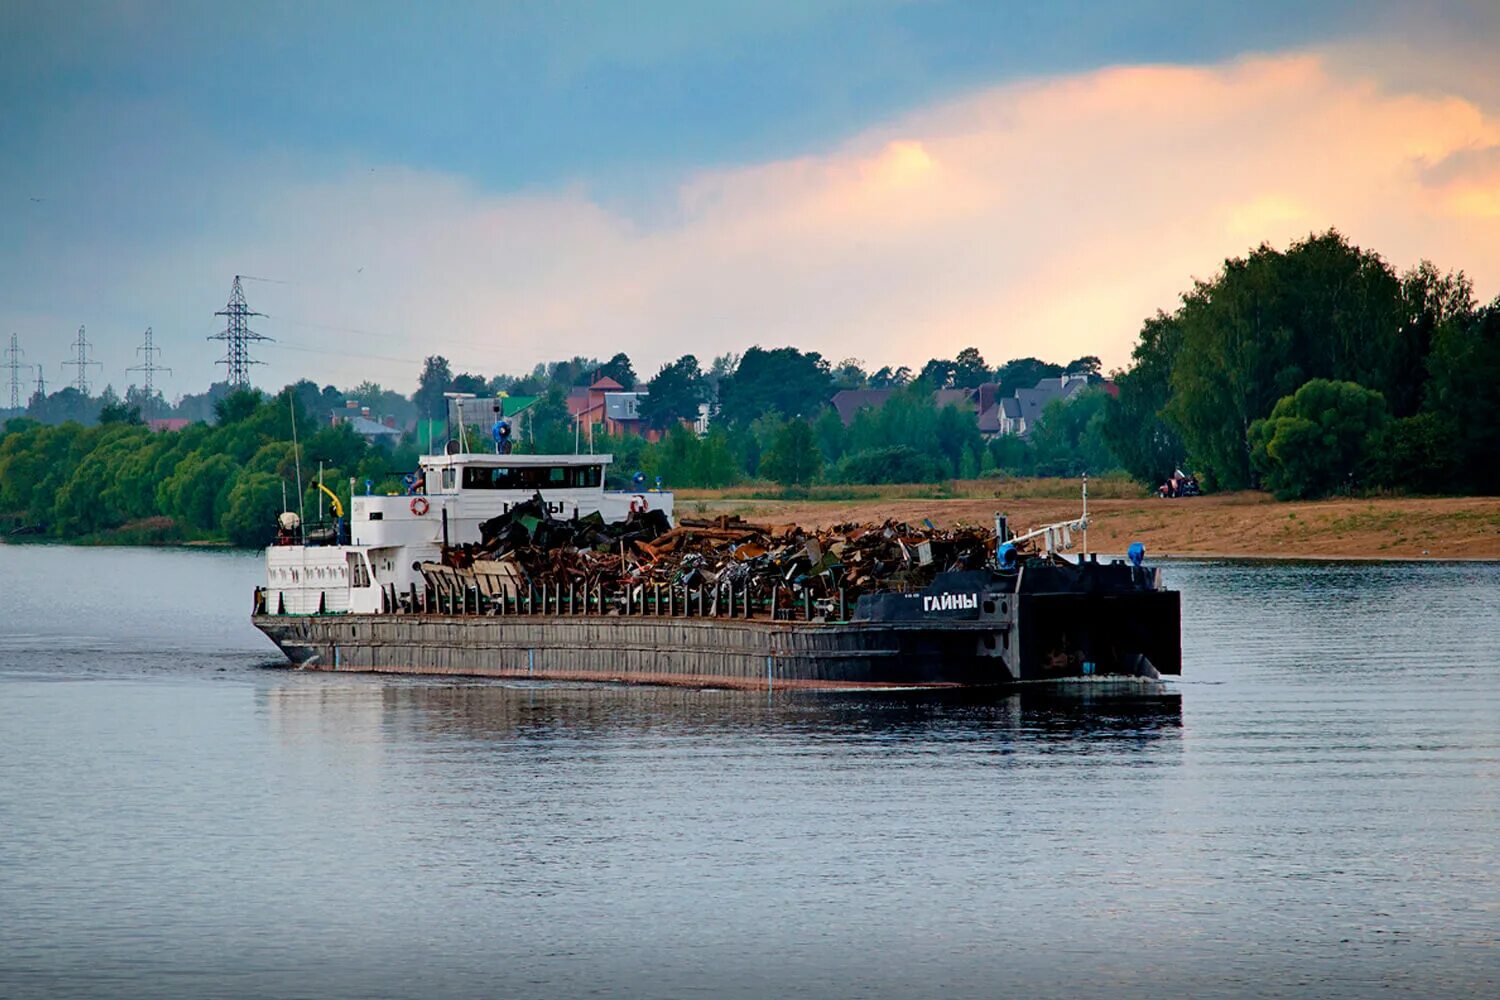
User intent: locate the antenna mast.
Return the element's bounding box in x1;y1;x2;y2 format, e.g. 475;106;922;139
62;325;102;395
126;326;172;421
3;334;28;411
209;276;271;387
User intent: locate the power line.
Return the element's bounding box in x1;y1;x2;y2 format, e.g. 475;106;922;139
4;334;29;410
61;325;102;395
275;340;426;366
208;275;272;387
267;312;495;357
126;326;171;420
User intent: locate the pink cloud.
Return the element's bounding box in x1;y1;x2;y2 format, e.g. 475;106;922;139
134;52;1500;389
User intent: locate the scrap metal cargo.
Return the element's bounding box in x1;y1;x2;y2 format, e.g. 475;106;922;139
251;408;1180;689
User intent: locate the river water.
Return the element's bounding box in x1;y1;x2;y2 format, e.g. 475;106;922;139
0;544;1496;999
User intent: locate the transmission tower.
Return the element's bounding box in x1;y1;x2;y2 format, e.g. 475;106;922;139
62;325;102;395
208;276;271;387
127;326;171;420
3;334;28;411
33;364;46;403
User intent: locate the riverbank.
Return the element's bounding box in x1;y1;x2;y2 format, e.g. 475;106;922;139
7;487;1496;560
675;489;1500;560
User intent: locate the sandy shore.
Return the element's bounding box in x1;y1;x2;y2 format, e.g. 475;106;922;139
676;490;1500;560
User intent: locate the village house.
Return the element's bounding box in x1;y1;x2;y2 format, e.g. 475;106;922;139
330;400;402;444
830;373;1113;439
567;376;661;441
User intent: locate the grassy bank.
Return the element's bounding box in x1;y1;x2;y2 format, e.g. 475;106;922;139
679;475;1147;503
2;516;228;548
7;483;1495;560
675;485;1500;560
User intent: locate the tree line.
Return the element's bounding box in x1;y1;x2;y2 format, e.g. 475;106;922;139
1104;230;1498;498
4;227;1494;546
1;390;417;547
0;345;1112;545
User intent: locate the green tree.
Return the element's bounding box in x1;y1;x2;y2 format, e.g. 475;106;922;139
1373;412;1459;493
98;394;142;425
835;445;944;484
831;357;869;390
718;347;831;425
1103;313;1185;485
1423;296;1500;493
159;451;239;530
870;365;913;388
224;472;285;547
917;357;955;387
760;418;821;487
27;387;98;425
1391;262;1474;418
413;355;454;420
214;388;264;426
1164;231;1404;489
995;357;1063;398
1248;379;1389;499
813;406;846;464
987;433;1034;475
639;354;705;429
952;347;991;388
954;347;990;386
450;372;488;395
695;428;740;488
598;352;638;390
1029;388;1119;476
1065;355;1102;378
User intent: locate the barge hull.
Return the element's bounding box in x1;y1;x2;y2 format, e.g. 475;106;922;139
252;613;1013;690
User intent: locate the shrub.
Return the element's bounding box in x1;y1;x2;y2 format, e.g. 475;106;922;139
834;445;945;484
1248;379;1388;499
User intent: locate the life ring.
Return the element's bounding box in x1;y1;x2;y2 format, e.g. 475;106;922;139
410;496;430;516
629;495;649;514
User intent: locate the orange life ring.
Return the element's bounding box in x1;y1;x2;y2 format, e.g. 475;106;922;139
629;495;649;514
410;496;430;516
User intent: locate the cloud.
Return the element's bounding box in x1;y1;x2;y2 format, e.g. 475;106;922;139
11;49;1500;393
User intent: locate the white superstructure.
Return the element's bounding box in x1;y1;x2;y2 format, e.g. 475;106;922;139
261;451;673;616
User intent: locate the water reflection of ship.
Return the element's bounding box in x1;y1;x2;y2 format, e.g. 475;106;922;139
263;679;1181;747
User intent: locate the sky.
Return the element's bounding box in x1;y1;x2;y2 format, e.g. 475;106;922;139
3;0;1500;401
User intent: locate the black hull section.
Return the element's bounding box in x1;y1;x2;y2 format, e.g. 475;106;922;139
253;588;1179;691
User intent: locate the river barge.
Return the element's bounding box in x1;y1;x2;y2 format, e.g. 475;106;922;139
251;440;1179;690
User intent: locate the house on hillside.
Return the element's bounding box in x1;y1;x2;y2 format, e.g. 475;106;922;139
567;375;660;440
985;374;1099;438
830;388;897;425
566;375;623;427
331;400;402;444
831;373;1111;438
831;385;984;427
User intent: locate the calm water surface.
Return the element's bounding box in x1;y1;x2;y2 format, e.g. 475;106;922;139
1;544;1497;999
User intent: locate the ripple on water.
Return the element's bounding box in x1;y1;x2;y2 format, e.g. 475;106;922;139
0;546;1497;999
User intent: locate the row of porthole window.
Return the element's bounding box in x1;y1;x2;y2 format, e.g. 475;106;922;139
270;565;349;583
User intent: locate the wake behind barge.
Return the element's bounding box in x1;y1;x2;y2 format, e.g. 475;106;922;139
251;442;1179;690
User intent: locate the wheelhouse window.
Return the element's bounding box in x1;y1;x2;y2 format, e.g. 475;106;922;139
347;552;372;588
461;465;602;490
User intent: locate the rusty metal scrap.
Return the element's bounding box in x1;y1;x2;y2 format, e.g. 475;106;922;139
433;495;1002;610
